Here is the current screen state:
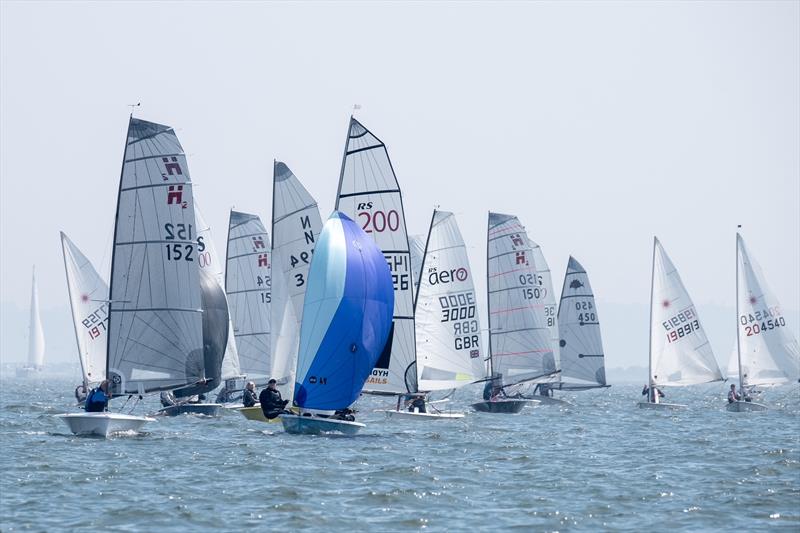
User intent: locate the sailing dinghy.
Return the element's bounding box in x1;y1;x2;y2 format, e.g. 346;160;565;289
98;117;224;421
279;211;394;435
728;233;799;412
16;267;45;378
555;257;610;395
56;233;154;437
382;210;484;420
473;212;557;413
639;237;723;410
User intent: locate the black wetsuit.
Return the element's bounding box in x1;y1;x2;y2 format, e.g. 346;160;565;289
243;388;258;408
409;397;426;413
259;387;288;419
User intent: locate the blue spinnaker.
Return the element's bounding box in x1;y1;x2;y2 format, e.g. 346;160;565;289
293;211;394;410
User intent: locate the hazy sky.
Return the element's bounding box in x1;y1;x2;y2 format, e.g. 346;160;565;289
1;1;798;369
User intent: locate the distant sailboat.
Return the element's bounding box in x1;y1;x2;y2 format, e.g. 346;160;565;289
17;267;45;378
384;210;485;419
335;117;417;396
279;212;394;435
556;256;609;392
224;210;272;387
639;237;723;410
473;212;555;413
728;233;799;412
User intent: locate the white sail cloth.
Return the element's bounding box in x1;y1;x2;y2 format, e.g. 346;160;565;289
414;211;484;391
107;118;204;395
557;256;607;389
649;238;722;387
270;161;323;399
27;267;45;369
486;213;556;387
735;234;799;386
61;233;107;386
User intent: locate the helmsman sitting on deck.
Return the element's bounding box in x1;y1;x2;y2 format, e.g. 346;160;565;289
728;384;742;404
403;393;427;413
84;380;111;412
259;379;290;419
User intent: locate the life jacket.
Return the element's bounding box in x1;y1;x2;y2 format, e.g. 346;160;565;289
85;388;107;412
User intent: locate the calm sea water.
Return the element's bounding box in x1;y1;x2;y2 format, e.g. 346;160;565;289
1;376;798;532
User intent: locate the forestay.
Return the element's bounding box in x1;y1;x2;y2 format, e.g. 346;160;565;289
195;206;241;382
335;117;416;394
28;267;45;370
486;212;556;387
61;233;107;386
270;161;323;399
293;212;394;411
649;238;722;387
735;234;800;386
557;256;607;389
225;210;272;384
107;117;203;395
415;211;484;391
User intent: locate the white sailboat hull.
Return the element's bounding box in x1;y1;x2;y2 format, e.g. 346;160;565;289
637;401;687;410
280;414;364;435
726;400;768;412
56;412;154;437
381;409;465;420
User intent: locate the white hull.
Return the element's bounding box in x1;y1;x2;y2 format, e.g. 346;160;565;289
382;409;465;420
637;401;687;410
280;414;364;435
726;400;768;412
55;412;154;437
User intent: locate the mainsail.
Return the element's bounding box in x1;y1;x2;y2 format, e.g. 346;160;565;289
195;206;241;382
61;233;107;386
528;238;561;382
293;212;394;411
107;117;204;395
557;256;608;390
225;210;272;384
270;161;323;399
414;211;484;391
486;212;556;387
649;237;722;387
735;234;799;387
27;266;45;370
335;117;416;394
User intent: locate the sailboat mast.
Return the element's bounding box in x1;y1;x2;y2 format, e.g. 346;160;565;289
647;237;656;402
105;115;133;383
333;116;354;211
735;232;744;393
486;213;494;381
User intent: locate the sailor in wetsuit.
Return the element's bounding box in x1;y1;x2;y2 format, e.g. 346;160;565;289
84;380;111;412
242;381;258;407
259;379;289;419
404;393;427;413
